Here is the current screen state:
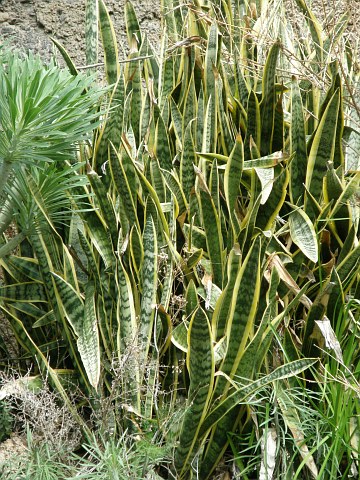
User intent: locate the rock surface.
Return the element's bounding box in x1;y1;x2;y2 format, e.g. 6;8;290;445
0;0;161;67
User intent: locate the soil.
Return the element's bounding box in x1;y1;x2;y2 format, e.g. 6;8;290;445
0;433;27;468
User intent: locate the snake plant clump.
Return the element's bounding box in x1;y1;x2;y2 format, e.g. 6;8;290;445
0;0;359;478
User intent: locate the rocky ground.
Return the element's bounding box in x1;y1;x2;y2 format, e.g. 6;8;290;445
0;0;161;67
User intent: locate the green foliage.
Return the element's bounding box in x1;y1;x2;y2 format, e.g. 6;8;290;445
0;0;359;478
68;433;167;479
0;400;13;442
0;52;103;168
0;50;105;255
0;429;167;480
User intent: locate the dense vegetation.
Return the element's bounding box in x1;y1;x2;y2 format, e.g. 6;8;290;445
0;0;359;478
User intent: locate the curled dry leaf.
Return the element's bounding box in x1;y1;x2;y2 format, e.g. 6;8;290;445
314;317;344;363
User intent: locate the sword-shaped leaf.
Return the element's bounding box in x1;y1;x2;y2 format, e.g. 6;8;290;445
260;41;280;155
80;282;100;390
52;273;100;390
161;169;187;217
2;256;41;282
255;166;274;205
181;122;196;199
87;165;118;244
289;207;318;263
125;0;142;48
116;257;140;411
290;77;308;205
256;166;288;230
138;216;158;380
211;246;241;340
200;235;263;478
305;89;340;213
174;307;214;477
98;0;119;84
276;383;319;479
52;273;84;336
94;74;125;171
199;189;224;288
127;53;142;148
81;209;114;269
199;359;317;437
109;145;139;230
197;151;288;169
85;0;98;72
155;111;172;171
0;282;47;303
224;135;244;236
245;90;261;157
294;0;324;63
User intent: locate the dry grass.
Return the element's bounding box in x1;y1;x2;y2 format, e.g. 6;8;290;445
0;371;81;453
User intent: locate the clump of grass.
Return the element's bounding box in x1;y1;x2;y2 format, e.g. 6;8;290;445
1;428;72;480
67;432;167;480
